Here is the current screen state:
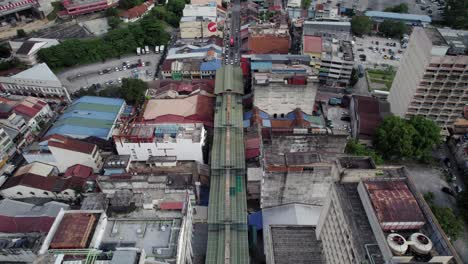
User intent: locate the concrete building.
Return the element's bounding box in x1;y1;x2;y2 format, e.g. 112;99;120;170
61;0;118;16
0;127;16;165
262;203;324;264
114;123;206;163
146;79;215;99
0;112;31;149
388;27;468;127
180;16;221;39
0;0;52;20
303;21;351;40
316;160;462;264
183;3;217;17
365;11;432;26
9;38;59;65
318;39;354;88
0;96;53;131
248;24;291;54
161;58;221;79
119;0;154;23
166;43;222;61
0;63;68;100
0;63;70;101
46;96;126;140
350;95;390;145
302;35;322;67
23;134;103;172
253;76;318;116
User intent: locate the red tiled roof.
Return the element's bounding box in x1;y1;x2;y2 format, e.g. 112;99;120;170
248;35;290;54
0;215;55;233
13;104;40;118
0;173;85;192
303;36;322;54
45;134;96;154
159;201;184;210
120;0;153;19
64;164;93;179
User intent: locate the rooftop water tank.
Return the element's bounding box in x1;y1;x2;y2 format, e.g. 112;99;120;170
408;233;433;255
387;233;408;256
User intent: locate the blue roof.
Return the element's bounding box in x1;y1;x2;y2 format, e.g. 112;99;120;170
45;96;125;140
200;59;222;71
73;96;125;106
365;11;431;23
251;62;272;71
243;119;251;128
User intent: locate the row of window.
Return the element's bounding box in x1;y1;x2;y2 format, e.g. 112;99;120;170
16;191;70;196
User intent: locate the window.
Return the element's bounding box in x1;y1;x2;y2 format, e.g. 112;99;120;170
63;192;69;195
43;192;49;195
16;192;23;196
30;192;35;196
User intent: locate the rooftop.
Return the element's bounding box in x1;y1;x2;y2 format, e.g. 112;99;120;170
11;63;60;83
271;226;324;264
103;155;131;169
116;123;203;143
365;11;431;23
364;180;425;231
63;164;94;179
50;213;98;249
142;94;213;126
119;0;153;19
14;162;57;177
45;96;125;139
44;134;96;154
303;36;322;54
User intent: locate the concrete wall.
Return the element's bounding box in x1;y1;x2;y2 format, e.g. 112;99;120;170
388;27;432;117
0;185;76;200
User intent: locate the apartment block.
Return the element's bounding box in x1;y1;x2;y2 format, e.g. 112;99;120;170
388;27;468;127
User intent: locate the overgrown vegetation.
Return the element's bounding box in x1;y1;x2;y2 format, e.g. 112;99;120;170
366;67;396;90
16;29;27;38
443;0;468;29
384;3;409;13
351;16;373;36
379;20;408;38
345;139;384;165
47;2;64;21
424;192;464;241
374;116;441;162
73;78;148;105
0;59;27;71
0;45;11;58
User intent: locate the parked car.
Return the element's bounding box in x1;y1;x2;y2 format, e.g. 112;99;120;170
441;186;455;196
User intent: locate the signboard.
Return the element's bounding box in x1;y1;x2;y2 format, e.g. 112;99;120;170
208;22;217;32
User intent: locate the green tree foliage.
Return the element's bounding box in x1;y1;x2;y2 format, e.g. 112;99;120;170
443;0;468;29
409;116;441;161
0;45;11;58
374;116;417;160
107;16;122;29
425;192;464;241
119;0;144;9
384;3;409;13
351;16;373;36
301;0;312;9
73;78;147;105
350;67;359;86
16;29;27;38
345;139;384;165
152;6;180;27
38;18;169;69
0;58;26;71
379;20;408;38
166;0;186;16
106;7;119;17
457;191;468;221
374;116;440;161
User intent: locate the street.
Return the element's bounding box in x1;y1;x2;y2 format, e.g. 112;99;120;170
57;53;161;93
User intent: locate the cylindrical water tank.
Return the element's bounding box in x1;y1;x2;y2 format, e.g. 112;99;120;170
409;233;433;255
387;233;408;256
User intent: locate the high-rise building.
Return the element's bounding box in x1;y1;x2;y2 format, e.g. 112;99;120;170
388;27;468;127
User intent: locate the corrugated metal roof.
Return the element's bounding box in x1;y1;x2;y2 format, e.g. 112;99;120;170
251;61;272;70
200;59;222;71
12;63;60;82
365;11;431;23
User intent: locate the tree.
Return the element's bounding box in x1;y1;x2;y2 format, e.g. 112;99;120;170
0;45;11;58
301;0;312;9
119;0;143;9
374;116;416;160
106;7;119;17
350;67;359;86
384;3;409;13
425;191;464;241
107;16;122;29
166;0;186;16
409;116;441;161
379;20;407;38
457;191;468;221
345;139;384;165
443;0;468;29
351;16;373;36
120;78;148;105
16;29;27;38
